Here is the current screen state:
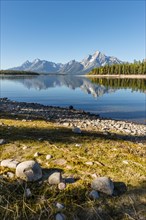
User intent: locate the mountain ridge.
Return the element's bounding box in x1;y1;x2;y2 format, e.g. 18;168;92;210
9;50;123;74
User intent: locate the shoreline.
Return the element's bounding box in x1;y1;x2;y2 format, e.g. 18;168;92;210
0;98;145;141
86;74;146;79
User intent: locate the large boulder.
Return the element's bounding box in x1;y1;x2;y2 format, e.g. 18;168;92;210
1;159;19;169
91;177;114;195
16;160;42;182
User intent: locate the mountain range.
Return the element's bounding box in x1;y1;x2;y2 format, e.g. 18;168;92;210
10;50;122;74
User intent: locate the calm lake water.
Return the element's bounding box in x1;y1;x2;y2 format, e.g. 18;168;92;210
0;75;146;124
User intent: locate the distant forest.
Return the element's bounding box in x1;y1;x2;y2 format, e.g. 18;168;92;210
0;70;39;75
88;61;146;75
90;78;146;92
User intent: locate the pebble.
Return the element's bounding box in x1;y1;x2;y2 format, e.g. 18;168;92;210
72;127;82;134
56;202;64;210
89;190;99;200
91;173;98;179
48;171;62;185
22;145;28;150
46;154;52;160
22;119;27;122
34;152;40;157
25;188;32;198
75;144;82;147
58;182;66;190
85;161;93;166
55;213;66;220
123;160;129;164
0;139;6;145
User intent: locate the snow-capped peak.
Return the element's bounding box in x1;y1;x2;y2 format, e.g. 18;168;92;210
9;50;122;74
33;58;40;63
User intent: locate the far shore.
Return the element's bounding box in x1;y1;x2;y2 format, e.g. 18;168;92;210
85;74;146;79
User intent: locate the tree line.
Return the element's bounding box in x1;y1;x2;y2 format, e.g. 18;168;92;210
88;60;146;75
90;78;146;92
0;70;39;75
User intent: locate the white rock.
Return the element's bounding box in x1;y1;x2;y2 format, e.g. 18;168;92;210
22;146;28;150
75;144;82;147
91;173;98;179
123;160;129;164
48;172;62;185
56;202;64;210
85;161;93;166
16;160;42;182
34;152;40;157
58;182;66;190
1;159;19;169
46;154;52;160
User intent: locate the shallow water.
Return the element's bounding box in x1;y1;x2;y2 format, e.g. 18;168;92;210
0;75;146;124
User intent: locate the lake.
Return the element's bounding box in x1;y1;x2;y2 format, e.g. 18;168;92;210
0;75;146;124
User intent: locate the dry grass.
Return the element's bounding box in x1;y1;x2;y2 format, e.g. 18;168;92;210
0;116;146;220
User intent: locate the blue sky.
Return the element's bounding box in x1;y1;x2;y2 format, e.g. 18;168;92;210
1;0;145;69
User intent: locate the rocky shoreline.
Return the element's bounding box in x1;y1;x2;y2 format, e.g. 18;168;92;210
0;98;145;141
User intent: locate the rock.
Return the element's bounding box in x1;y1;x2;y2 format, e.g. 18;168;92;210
55;213;66;220
72;127;81;134
91;177;114;195
25;188;32;198
85;161;93;166
48;171;62;185
1;159;19;169
122;160;129;164
34;152;40;157
53;158;67;166
69;105;74;110
0;139;6;145
75;144;82;147
46;154;52;160
22;145;28;150
56;202;64;210
89;190;99;200
91;173;98;179
7;172;15;179
58;182;66;190
16;160;42;182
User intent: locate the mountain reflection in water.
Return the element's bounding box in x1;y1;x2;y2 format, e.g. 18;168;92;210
1;75;146;123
